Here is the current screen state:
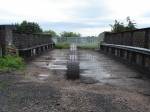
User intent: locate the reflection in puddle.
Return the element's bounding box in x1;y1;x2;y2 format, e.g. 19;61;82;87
38;74;49;80
39;74;49;77
48;64;67;70
79;52;112;82
47;59;67;70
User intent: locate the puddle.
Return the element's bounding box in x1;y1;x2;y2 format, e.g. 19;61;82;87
39;74;49;77
79;53;111;81
47;59;67;70
38;74;49;80
48;64;67;70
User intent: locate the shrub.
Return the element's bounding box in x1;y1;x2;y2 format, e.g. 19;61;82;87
0;55;25;71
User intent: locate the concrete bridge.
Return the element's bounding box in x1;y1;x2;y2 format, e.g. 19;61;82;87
0;25;150;111
0;25;150;75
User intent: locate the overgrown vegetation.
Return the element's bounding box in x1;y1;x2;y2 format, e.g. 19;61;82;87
0;55;25;72
55;43;70;49
110;17;137;33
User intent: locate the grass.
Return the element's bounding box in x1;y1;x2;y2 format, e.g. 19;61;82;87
55;43;99;49
55;43;70;49
77;44;98;49
0;55;25;72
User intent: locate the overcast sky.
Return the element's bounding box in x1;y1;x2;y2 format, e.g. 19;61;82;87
0;0;150;36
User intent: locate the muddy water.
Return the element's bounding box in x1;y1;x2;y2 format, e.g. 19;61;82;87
32;49;150;94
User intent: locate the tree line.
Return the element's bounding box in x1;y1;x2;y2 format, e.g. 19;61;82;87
15;17;137;37
15;21;81;37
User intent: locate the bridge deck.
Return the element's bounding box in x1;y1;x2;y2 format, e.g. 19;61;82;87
33;49;150;96
0;49;150;112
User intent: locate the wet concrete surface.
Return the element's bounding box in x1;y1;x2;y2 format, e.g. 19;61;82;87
32;49;150;95
0;49;150;112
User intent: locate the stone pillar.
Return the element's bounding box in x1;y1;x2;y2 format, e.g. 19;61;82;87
145;56;150;70
0;25;14;56
108;47;111;54
45;46;47;50
115;49;118;56
33;49;36;56
111;48;115;54
40;46;43;52
43;46;45;51
120;50;124;58
141;54;146;67
130;52;136;64
124;50;128;60
36;47;40;55
144;30;149;49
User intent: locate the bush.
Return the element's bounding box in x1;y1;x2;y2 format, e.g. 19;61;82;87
0;55;25;71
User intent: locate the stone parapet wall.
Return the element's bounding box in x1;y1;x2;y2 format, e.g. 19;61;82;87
0;25;53;57
103;28;150;49
12;33;53;49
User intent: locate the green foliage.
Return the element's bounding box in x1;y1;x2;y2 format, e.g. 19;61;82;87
110;17;137;33
110;20;125;32
55;43;70;49
126;17;137;31
0;55;25;71
60;31;81;37
15;20;43;34
77;44;97;49
43;30;59;37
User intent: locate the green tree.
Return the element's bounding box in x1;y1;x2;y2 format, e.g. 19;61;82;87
110;17;137;33
126;16;137;31
43;30;58;37
15;21;43;34
110;20;126;33
60;31;81;37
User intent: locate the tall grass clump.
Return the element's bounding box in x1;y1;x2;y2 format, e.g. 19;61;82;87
0;55;25;71
55;43;70;49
